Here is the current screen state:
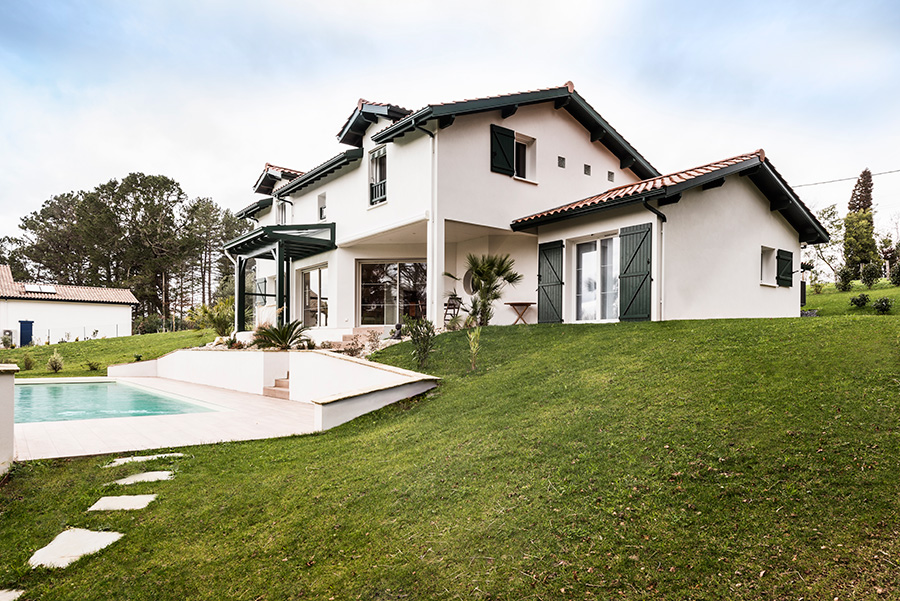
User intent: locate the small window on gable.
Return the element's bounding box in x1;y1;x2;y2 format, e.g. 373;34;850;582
557;156;566;169
318;193;326;221
490;124;536;182
607;171;615;183
369;146;387;206
584;164;591;176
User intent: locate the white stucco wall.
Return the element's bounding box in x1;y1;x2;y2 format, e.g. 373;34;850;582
660;176;801;320
0;300;133;347
0;364;17;476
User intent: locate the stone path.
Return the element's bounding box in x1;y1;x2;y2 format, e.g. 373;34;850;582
18;453;183;596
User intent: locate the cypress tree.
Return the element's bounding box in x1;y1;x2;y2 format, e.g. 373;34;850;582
848;168;874;212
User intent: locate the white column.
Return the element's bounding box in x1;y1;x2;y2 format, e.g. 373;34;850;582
426;216;445;326
0;363;19;475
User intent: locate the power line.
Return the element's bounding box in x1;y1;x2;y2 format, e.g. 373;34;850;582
794;168;900;188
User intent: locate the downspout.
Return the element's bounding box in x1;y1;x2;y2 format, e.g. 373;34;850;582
643;199;666;322
428;125;439;323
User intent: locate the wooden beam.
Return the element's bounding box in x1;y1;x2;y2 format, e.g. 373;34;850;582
620;156;636;170
501;105;518;119
554;97;570;109
701;177;725;190
658;193;682;206
770;196;791;211
438;115;455;129
590;128;606;142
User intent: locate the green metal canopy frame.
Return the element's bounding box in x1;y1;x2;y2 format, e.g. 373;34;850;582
224;224;336;331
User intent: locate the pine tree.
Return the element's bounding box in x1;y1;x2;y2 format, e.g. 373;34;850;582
848;168;874;212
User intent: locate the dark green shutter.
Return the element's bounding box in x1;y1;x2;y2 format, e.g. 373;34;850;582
490;124;515;176
538;240;563;323
619;223;652;321
776;249;793;287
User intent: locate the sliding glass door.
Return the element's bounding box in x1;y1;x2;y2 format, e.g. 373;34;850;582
302;266;328;327
360;261;426;325
575;238;619;321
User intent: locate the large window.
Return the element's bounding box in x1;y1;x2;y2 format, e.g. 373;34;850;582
369;146;387;206
302;266;328;327
360;261;426;325
575;238;619;321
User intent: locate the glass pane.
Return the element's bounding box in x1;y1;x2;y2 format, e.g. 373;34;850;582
576;242;597;321
600;238;619;319
399;262;427;320
360;263;398;325
319;267;328;327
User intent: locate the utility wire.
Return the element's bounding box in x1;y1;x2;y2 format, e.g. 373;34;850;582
794;168;900;188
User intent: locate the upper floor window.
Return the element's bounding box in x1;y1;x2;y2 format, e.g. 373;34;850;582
317;193;327;221
490;124;536;182
277;199;289;224
369;146;387;206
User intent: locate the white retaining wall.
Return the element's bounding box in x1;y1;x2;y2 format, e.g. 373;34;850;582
0;363;18;475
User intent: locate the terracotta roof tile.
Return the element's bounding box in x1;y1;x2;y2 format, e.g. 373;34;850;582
514;150;765;225
0;265;138;304
263;163;304;177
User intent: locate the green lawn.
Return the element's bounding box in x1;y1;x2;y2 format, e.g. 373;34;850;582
2;317;900;599
804;278;900;316
0;329;216;377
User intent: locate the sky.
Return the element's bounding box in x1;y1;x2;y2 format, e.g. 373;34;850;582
1;0;899;241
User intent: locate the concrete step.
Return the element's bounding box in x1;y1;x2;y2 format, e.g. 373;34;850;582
263;386;290;400
273;377;290;389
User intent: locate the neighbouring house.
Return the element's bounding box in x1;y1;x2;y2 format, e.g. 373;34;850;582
225;82;828;341
0;265;138;347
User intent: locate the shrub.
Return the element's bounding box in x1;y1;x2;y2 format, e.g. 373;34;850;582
1;334;11;349
86;361;101;371
834;266;855;292
467;326;481;373
253;320;310;350
873;297;893;315
890;264;900;287
342;334;364;357
860;263;881;289
21;352;34;371
404;317;436;369
133;353;143;362
47;350;64;373
188;297;236;337
366;329;382;353
850;293;870;308
812;282;824;294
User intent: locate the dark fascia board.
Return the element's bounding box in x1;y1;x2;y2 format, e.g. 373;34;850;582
371;87;660;180
273;148;364;197
337;103;412;147
235;196;273;220
224;224;336;260
511;156;830;244
750;161;830;244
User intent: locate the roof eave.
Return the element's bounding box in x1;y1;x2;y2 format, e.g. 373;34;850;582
274;148;364;197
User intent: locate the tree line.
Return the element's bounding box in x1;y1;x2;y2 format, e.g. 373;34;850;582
1;173;249;330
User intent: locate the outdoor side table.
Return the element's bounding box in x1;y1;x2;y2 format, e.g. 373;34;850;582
505;302;535;324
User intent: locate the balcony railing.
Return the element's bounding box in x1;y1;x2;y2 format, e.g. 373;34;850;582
369;180;386;205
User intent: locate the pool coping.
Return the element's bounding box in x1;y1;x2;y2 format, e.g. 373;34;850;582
14;377;318;461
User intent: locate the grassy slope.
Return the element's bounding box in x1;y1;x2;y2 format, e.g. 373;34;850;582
2;318;900;599
0;330;216;377
804;278;900;316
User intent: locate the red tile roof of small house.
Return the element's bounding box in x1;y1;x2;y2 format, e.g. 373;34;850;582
0;265;139;305
512;149;829;245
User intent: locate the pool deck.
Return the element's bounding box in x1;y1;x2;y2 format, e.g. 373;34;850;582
14;377;317;461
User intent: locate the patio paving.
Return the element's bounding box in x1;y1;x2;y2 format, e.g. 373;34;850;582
0;590;23;600
15;377;317;460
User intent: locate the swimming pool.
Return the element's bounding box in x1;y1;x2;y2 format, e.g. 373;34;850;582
14;381;214;423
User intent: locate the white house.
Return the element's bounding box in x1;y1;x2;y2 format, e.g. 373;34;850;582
226;82;827;340
0;265;138;346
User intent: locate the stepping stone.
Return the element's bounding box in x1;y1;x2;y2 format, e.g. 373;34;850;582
0;590;24;600
28;528;123;568
104;453;184;468
88;494;157;511
112;471;173;485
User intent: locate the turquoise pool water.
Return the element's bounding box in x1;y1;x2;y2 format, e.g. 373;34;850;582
14;382;213;423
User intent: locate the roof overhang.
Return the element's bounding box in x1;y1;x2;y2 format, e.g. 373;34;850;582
512;156;829;245
273;149;364;198
234;197;273;220
224;224;336;261
371;84;660;180
337;101;412;147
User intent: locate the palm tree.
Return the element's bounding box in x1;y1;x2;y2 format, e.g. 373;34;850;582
464;253;523;326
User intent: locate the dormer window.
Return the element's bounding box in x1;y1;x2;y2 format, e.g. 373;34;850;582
370;146;387;206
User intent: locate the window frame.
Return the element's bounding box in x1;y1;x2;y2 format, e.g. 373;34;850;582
369;146;387;206
357;259;427;326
